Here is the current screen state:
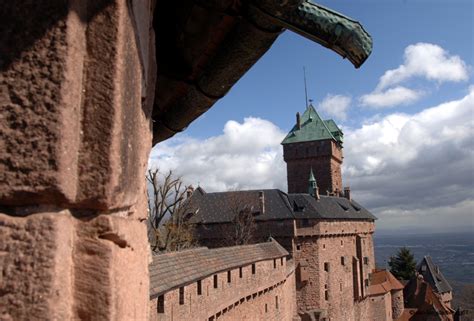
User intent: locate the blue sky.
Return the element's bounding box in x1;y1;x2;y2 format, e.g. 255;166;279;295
181;0;473;137
151;0;473;233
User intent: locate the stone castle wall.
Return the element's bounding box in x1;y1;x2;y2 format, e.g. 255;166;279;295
293;220;375;321
149;258;297;321
283;140;343;194
391;289;404;319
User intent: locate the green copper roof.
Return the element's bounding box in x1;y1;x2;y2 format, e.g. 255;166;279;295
308;168;316;182
281;105;343;145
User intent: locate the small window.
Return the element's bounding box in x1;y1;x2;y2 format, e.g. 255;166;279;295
323;244;326;249
252;263;256;275
197;280;202;295
227;270;231;283
365;279;369;287
324;262;330;272
157;294;164;313
421;265;427;272
340;282;343;291
273;259;277;269
275;296;279;309
239;267;243;278
302;219;310;227
280;257;284;266
325;290;329;301
296;244;301;251
341;256;345;266
341;240;344;246
179;287;184;305
265;304;268;313
364;257;369;265
213;275;218;288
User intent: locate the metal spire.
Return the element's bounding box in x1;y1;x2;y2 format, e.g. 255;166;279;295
303;66;309;109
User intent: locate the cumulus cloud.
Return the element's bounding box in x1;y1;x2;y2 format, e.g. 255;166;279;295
149;117;287;192
150;88;474;232
318;94;351;120
359;43;469;109
345;87;474;231
359;86;423;109
377;43;469;90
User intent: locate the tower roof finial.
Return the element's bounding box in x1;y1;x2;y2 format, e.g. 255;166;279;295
309;167;316;182
308;168;317;196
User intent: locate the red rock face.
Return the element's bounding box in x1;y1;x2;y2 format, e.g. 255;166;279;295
0;1;155;320
283;140;343;194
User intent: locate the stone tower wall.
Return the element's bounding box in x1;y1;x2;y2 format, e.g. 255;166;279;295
293;220;375;321
283;140;343;194
391;289;404;319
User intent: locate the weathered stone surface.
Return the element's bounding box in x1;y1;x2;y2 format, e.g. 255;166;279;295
0;0;153;212
0;211;150;321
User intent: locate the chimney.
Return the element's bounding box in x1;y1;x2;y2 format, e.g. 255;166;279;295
344;186;351;201
186;185;194;198
258;191;265;214
314;186;320;200
296;112;301;129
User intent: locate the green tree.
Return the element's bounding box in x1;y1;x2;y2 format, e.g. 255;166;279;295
388;247;417;280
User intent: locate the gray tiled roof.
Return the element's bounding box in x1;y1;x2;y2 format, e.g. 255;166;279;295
188;189;294;223
289;194;377;220
188;189;376;224
149;239;289;298
417;256;452;293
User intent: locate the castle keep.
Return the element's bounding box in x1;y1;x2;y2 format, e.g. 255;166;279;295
282;106;343;195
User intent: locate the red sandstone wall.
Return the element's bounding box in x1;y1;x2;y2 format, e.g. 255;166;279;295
369;292;392;321
283;140;342;194
149;258;297;321
294;221;375;321
391;289;404;319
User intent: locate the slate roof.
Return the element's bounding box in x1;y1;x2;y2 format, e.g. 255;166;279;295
368;269;404;296
188;189;376;224
281;105;343;145
188;189;294;224
149;239;289;298
417;256;452;294
289;194;377;220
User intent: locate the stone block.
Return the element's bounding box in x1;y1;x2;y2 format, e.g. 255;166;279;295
0;0;153;212
0;211;150;321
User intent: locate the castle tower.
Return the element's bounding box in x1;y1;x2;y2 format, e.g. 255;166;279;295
282;105;343;194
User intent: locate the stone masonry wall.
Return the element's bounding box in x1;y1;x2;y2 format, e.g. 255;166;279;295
283;140;343;194
0;1;155;319
293;220;375;321
369;292;392;321
391;289;404;319
149;258;297;321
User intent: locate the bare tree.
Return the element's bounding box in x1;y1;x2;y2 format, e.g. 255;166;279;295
223;192;256;246
146;168;195;252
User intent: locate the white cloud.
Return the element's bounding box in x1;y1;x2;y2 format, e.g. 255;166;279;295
345;86;474;230
149;117;287;192
359;86;423;109
318;94;351;120
149;88;474;232
377;43;469;90
359;43;470;109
